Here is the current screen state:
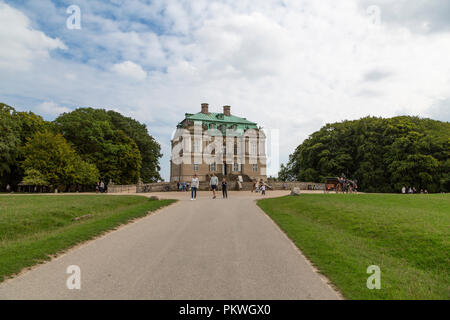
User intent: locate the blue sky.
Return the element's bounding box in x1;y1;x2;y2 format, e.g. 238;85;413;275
1;0;449;180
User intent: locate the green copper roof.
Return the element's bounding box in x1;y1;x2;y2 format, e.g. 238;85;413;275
178;112;258;130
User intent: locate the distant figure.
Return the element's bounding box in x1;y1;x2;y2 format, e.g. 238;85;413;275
252;180;257;193
259;179;264;191
261;183;266;196
182;181;186;192
191;174;199;200
424;189;428;194
282;183;287;190
6;184;11;193
210;173;218;199
96;182;100;194
222;178;228;199
413;187;417;194
401;186;406;194
177;181;180;191
408;187;412;194
100;181;105;193
186;183;190;191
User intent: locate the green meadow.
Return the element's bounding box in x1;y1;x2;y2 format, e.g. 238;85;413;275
258;194;450;300
0;195;175;282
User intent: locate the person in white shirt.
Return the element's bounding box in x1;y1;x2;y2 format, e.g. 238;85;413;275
191;174;199;200
210;173;219;199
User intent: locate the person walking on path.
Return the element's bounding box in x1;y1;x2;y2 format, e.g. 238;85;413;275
210;173;218;199
191;174;199;200
100;181;105;193
221;178;228;199
261;182;266;196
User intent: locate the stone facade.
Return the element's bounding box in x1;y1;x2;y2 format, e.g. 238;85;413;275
170;103;267;183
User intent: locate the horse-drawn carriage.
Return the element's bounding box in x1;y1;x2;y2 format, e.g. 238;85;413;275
325;176;358;193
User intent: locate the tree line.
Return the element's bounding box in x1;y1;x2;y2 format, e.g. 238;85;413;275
279;116;449;193
0;103;162;191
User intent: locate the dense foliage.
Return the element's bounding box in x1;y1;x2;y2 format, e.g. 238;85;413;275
107;110;162;183
0;103;162;190
22;131;100;186
279;116;449;193
0;103;49;187
54;108;143;185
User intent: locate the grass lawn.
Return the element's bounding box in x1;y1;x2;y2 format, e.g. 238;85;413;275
257;194;449;300
0;195;176;282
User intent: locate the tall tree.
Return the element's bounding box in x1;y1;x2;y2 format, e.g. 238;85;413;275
54;108;143;184
21;131;99;186
0;104;20;178
0;104;49;187
107;110;162;183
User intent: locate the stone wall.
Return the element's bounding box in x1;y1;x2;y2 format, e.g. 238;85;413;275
107;185;137;193
238;181;325;191
108;181;325;193
269;181;325;191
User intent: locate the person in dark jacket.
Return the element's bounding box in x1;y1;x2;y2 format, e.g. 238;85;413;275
222;178;228;199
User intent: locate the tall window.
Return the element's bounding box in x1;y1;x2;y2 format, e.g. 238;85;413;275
253;164;258;172
251;142;257;155
194;163;199;171
194;140;201;153
210;162;216;172
233;163;240;172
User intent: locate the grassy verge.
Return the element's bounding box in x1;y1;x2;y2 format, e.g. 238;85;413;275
257;194;449;300
0;195;176;282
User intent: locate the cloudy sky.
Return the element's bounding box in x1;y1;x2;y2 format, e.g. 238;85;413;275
1;0;449;180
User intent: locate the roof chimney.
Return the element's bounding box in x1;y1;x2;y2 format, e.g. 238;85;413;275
201;103;209;114
223;105;231;117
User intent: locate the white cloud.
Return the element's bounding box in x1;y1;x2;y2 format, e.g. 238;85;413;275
0;2;66;71
37;101;71;116
111;61;147;81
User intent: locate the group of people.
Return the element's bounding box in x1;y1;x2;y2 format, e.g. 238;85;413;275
337;174;358;193
95;181;106;193
176;181;191;192
185;174;271;200
190;173;228;200
251;179;267;195
402;186;428;194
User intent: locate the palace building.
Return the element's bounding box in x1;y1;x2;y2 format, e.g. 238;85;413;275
170;103;267;183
